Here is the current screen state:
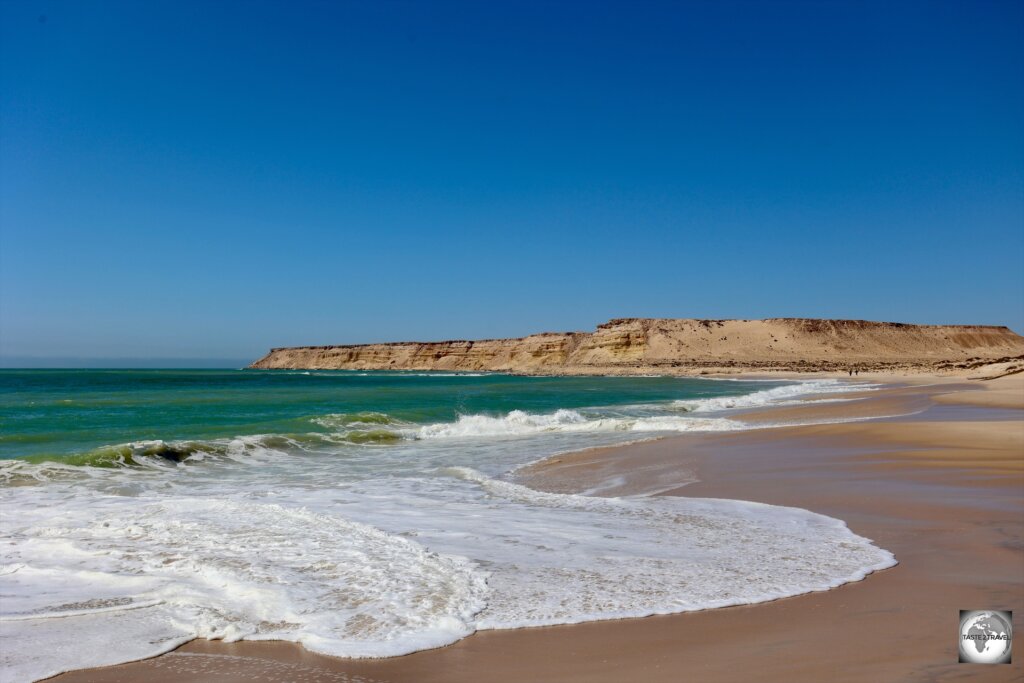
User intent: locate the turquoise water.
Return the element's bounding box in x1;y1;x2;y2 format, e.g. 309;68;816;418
0;369;779;463
0;369;896;682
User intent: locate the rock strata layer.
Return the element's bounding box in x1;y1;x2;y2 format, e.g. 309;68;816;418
250;319;1024;375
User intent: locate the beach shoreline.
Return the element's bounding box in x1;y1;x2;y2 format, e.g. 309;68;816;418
45;373;1024;683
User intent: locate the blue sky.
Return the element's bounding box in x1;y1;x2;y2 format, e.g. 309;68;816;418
2;0;1022;364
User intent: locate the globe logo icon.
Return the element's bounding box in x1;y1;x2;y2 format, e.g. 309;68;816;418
959;610;1012;664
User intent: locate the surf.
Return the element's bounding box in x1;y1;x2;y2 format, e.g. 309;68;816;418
0;370;897;681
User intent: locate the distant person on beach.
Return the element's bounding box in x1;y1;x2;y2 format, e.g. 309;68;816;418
849;369;853;377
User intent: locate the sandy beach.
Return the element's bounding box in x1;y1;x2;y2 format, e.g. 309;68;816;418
47;374;1023;683
6;0;1023;678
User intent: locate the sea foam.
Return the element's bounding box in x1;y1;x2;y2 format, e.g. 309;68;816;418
0;376;897;682
674;378;875;412
0;467;894;682
415;409;744;439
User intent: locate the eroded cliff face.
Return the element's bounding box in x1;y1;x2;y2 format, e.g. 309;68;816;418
252;332;583;372
250;318;1024;374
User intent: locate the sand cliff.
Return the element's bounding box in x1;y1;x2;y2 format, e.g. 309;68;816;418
249;318;1024;375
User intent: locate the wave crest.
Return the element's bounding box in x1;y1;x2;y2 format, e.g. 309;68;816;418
674;379;875;412
416;409;743;439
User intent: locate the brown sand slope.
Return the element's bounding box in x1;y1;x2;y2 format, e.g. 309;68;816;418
251;318;1024;374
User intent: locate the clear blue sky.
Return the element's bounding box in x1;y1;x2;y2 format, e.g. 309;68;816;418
2;0;1022;365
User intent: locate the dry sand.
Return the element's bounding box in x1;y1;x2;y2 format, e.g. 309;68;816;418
47;375;1024;683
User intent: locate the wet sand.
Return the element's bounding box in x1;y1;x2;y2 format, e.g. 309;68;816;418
48;376;1024;683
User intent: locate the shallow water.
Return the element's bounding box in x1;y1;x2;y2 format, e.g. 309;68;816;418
0;370;894;682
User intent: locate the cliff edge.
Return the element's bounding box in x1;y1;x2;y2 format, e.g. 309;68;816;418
249;318;1024;375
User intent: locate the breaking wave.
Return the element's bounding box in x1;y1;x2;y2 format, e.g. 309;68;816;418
0;373;902;681
675;378;876;412
1;379;877;482
416;409;742;438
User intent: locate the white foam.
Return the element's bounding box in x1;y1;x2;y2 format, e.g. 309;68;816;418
415;409;744;439
432;468;896;628
0;494;487;682
1;458;896;683
0;377;899;681
674;379;876;412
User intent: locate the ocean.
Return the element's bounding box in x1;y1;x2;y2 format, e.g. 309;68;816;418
0;370;895;681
